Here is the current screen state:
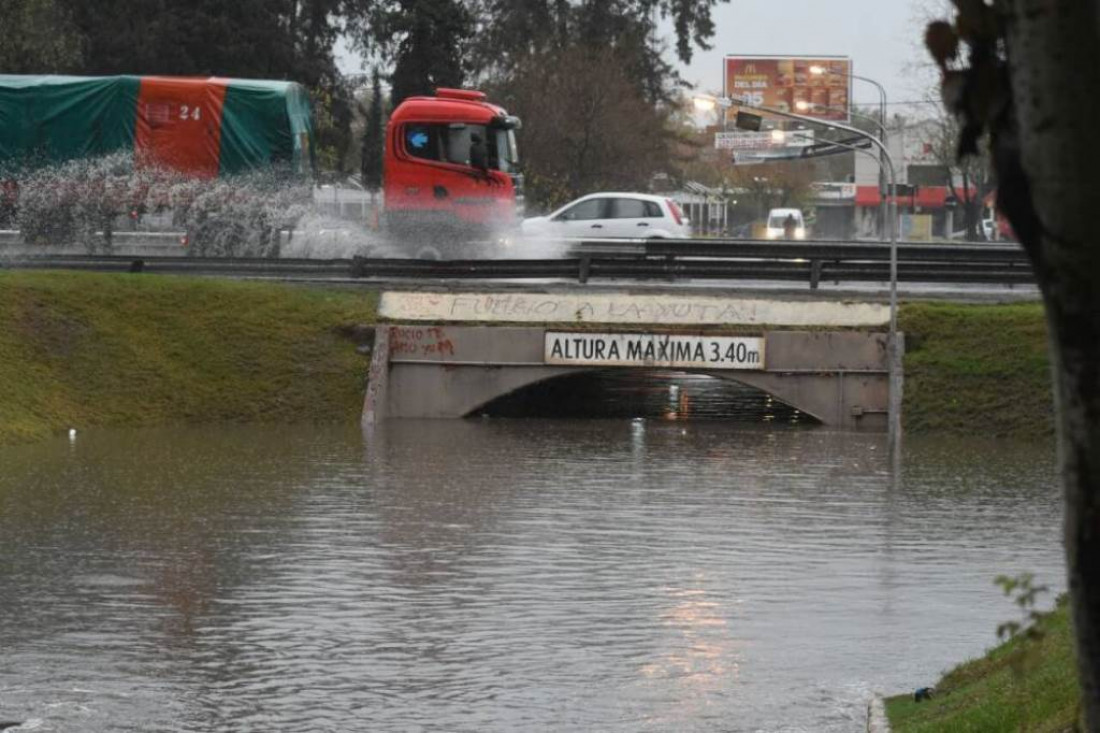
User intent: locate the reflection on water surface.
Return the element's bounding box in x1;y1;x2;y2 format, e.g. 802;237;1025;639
0;421;1062;732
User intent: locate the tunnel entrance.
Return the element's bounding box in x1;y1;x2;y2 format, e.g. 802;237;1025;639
474;370;816;424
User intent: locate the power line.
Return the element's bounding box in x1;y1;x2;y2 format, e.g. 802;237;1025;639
854;99;943;106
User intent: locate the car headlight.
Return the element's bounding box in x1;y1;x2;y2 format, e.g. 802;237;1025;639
795;227;806;240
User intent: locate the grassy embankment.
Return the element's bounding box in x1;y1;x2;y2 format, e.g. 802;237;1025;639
885;600;1081;732
899;301;1053;439
0;273;1055;444
890;301;1075;729
0;271;377;445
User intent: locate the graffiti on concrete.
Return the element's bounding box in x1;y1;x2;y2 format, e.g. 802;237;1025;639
390;326;457;358
379;291;890;327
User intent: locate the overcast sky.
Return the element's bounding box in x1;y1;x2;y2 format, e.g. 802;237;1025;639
337;1;942;114
672;0;939;111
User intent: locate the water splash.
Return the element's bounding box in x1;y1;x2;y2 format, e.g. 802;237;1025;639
280;211;391;259
7;154;319;258
3;154;540;261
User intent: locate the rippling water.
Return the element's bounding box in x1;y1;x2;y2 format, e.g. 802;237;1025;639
0;421;1063;732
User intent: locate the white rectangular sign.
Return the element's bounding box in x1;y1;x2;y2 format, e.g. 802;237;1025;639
811;182;857;200
545;332;765;370
714;130;814;150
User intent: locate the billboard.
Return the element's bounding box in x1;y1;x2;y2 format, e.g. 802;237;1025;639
724;56;851;122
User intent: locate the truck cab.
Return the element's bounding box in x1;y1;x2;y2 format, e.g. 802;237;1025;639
383;88;522;253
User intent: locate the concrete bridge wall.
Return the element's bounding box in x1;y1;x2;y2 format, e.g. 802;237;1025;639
364;325;900;430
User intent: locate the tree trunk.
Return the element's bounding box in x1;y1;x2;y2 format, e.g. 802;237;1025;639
1004;1;1100;724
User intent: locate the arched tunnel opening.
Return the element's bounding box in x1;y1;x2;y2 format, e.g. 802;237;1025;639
473;370;818;424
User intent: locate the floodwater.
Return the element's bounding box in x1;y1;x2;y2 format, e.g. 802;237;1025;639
0;415;1064;732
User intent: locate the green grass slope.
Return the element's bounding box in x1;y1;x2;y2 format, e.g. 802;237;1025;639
0;274;1058;444
0;271;377;444
900;302;1054;439
886;601;1081;732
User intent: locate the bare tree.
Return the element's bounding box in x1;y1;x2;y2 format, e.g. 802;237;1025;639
922;90;995;240
929;1;1100;724
491;45;673;210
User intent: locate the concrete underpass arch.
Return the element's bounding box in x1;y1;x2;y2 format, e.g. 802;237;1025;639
386;364;579;420
464;367;828;423
367;326;895;430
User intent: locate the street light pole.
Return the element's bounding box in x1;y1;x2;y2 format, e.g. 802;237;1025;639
855;75;890;242
852;73;888;143
703;93;902;455
810;67;891;240
782;130;890;175
794;102;888;141
809;67;888;147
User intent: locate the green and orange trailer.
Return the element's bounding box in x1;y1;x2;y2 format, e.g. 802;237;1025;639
0;74;313;177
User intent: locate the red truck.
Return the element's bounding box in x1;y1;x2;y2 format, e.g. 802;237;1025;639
2;79;522;257
383;88;522;257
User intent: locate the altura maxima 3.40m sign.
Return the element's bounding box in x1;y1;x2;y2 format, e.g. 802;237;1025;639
545;332;765;370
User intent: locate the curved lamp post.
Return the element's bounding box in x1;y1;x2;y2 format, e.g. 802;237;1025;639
808;67;891;240
696;93;902;455
808;66;888;139
793;101;888;141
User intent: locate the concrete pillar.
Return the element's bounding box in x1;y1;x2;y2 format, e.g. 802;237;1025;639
888;332;905;458
362;326;391;426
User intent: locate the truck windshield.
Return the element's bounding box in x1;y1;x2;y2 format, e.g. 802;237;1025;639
492;129;519;175
404;123;518;174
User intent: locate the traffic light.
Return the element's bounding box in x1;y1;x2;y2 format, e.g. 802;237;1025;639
735;111;764;132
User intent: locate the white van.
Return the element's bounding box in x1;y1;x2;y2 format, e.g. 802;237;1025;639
765;208;806;240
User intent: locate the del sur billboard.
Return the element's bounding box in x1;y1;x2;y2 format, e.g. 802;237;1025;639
724;56;852;122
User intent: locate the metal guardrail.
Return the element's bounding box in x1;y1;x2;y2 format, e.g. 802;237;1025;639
564;237;1032;287
0;238;1035;288
351;256;1035;287
0;254;348;277
570;237;1029;261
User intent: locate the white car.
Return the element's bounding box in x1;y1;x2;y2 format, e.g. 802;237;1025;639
521;193;691;240
764;208;806;240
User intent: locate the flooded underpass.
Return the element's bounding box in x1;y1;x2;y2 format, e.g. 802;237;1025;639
476;369;811;424
0;416;1064;732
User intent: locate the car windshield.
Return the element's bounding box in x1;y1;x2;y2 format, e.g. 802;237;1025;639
769;215;797;228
